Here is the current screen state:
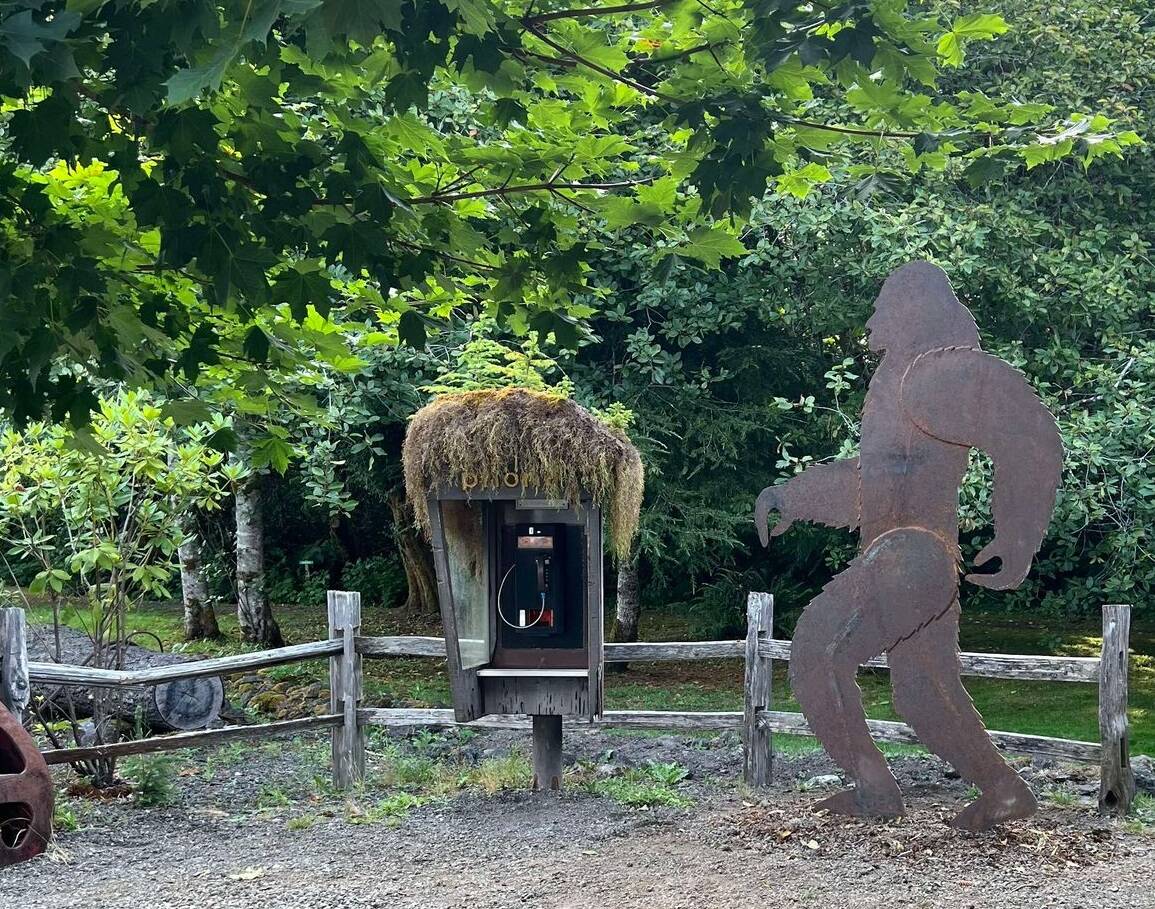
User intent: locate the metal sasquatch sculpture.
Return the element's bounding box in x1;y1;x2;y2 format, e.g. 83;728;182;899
756;261;1063;833
0;707;53;866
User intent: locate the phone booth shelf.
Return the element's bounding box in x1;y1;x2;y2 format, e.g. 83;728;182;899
403;389;643;791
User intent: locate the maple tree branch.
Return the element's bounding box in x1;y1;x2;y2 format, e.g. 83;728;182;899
409;177;653;204
639;40;731;66
523;0;674;24
521;27;928;141
526;26;676;101
773;114;922;139
394;239;498;271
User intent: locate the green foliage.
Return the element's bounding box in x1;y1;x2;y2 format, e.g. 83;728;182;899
588;762;693;808
572;0;1155;618
122;753;179;808
0;390;231;611
421;323;574;397
52;798;80;833
341;555;408;610
346;792;432;826
0;0;1131;431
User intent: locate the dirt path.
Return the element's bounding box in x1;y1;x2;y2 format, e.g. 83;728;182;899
2;731;1153;908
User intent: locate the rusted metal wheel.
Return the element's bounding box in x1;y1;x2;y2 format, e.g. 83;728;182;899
0;707;53;867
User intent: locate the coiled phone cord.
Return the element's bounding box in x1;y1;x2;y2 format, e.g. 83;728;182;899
495;563;547;630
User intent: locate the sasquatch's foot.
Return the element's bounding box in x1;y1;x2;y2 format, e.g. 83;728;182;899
951;774;1038;833
816;785;906;820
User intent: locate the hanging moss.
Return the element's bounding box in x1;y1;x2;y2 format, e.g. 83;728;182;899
402;388;644;559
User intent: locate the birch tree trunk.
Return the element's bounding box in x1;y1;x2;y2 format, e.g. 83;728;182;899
179;514;219;640
235;474;284;647
609;556;641;671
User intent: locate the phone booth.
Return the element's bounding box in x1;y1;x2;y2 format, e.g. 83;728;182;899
404;389;643;790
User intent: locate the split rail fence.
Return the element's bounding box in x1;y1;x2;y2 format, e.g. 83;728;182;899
0;592;1136;814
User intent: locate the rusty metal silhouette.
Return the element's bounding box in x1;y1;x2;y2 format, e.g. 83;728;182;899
756;261;1063;832
0;707;52;866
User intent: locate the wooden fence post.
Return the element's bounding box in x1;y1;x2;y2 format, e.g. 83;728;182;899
0;606;30;722
1098;603;1135;815
328;591;365;791
743;592;774;788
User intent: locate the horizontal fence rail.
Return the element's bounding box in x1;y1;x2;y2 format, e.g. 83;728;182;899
757;711;1102;763
357;635;1103;683
1;592;1133;816
358;708;745;731
27;639;343;688
40;715;342;766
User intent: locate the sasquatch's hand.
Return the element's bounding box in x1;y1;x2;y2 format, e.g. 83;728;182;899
755;485;795;548
965;539;1032;590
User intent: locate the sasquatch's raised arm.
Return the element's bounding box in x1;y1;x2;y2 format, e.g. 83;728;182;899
901;347;1064;589
755;458;860;547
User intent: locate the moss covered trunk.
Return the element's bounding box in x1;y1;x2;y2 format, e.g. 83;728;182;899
389;495;438;615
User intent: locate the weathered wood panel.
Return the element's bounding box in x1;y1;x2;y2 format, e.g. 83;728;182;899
358;708;744;731
743;592;774;788
757;710;1101;763
1098;604;1136;815
532;714;563;791
354;633;1098;684
328;591;365;791
40;715;341;765
601;710;742;730
481;676;589;716
355;635;447;658
605;640;744;661
27;638;342;689
427;495;484;722
757;639;1100;682
0;606;30;721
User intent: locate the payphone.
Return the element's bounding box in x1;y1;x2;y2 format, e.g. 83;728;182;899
496;523;585;653
406;387;642;790
426;490;604;735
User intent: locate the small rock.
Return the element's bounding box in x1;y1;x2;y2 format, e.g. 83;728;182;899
1131;754;1155;793
802;774;842;790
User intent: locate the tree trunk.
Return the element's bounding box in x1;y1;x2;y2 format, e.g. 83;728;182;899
235;474;284;647
28;625;225;732
179;513;219;641
389;494;439;615
609;556;641;672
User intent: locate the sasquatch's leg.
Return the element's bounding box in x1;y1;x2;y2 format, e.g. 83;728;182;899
790;527;964;819
790;566;905;818
889;607;1037;832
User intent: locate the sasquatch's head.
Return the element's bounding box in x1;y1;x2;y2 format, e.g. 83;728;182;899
865;261;980;360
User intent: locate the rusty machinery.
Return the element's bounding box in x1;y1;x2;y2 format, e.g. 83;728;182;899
756;261;1063;833
0;706;53;866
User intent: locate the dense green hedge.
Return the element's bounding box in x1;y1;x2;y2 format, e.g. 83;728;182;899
573;0;1154;623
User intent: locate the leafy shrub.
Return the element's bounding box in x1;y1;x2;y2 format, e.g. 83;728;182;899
588;762;693;808
122;754;179;808
342;555;407;610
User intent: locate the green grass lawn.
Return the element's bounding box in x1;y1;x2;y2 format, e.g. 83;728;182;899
21;596;1154;755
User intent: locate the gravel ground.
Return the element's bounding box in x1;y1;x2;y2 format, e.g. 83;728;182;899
2;729;1153;909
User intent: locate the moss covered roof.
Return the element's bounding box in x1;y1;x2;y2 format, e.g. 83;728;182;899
402;388;643;558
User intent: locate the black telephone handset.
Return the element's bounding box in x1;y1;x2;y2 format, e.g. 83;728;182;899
496;524;564;635
496;521;584;653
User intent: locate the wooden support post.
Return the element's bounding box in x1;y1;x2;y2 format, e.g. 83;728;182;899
743;592;774;788
531;714;563;791
328;591;365;791
1098;603;1135;815
0;606;30;722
